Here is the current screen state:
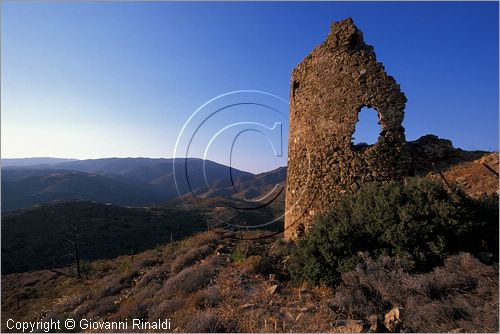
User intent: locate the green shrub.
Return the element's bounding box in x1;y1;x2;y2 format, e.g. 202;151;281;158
230;249;246;263
237;255;272;276
79;260;93;279
288;177;498;286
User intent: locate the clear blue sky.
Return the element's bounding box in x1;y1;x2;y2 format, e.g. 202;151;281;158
2;1;498;173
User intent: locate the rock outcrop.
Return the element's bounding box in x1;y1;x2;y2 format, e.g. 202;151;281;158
284;18;412;239
384;307;403;332
407;134;459;164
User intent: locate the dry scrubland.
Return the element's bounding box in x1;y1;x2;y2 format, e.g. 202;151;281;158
2;16;498;334
2;154;499;333
2;229;497;332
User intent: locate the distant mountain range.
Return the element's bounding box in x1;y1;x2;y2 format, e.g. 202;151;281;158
2;157;78;167
1;158;287;211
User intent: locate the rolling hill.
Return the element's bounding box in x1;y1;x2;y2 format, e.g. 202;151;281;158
2;171;164;211
1;158;286;211
1;201;206;274
1;195;286;275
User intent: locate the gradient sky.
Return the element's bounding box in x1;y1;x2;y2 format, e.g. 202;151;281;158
2;1;498;173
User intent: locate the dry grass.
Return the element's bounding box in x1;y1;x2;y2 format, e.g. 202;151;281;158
160;256;221;297
170;244;214;273
2;230;498;333
191;230;222;248
184;311;221;332
437;152;498;198
330;252;498;332
97;268;140;297
236;255;272;276
190;286;221;308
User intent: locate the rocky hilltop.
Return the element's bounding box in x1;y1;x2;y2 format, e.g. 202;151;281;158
284;18;498;240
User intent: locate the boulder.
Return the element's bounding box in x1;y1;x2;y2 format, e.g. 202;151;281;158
384;307;403;332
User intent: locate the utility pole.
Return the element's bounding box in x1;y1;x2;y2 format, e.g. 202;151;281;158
69;226;81;279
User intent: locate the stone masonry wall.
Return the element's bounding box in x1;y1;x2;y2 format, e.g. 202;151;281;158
284;18;413;240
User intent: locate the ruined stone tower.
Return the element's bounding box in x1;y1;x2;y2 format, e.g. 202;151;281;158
284;18;412;240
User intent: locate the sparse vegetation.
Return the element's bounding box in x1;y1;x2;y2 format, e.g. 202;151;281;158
237;255;272;276
171;244;215;273
230;249;246;263
330;252;498;332
161;258;219;296
1;172;498;332
1;225;498;332
190;286;221;308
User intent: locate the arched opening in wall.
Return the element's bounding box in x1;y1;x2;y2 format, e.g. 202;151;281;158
351;106;381;151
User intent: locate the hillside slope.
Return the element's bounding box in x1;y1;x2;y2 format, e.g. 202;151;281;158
1;194;285;275
1;201;205;274
438;152;499;198
2;230;497;333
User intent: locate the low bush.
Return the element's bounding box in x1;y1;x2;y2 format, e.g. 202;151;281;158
86;295;119;318
190;286;221;308
239;239;264;257
160;257;221;296
136;257;161;270
237;255;272;276
171;244;214;273
230;249;246;263
288;177;498;285
148;296;184;321
97;269;140;297
192;231;222;248
330;253;498;332
183;311;220;332
135;263;170;289
268;238;293;258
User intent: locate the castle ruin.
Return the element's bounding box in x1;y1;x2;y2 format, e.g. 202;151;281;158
284;18;413;240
